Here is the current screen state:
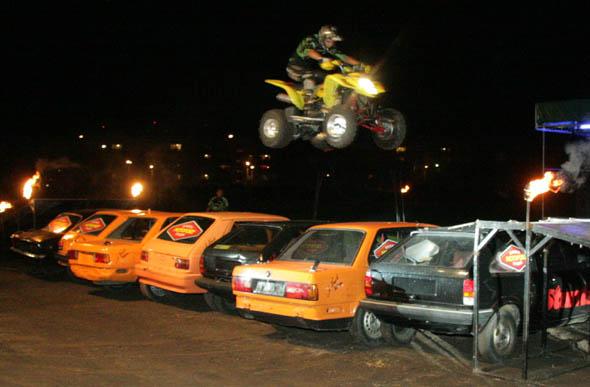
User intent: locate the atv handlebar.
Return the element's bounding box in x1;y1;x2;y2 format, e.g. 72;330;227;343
320;59;370;74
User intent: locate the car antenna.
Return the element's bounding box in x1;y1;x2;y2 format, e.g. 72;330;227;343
310;259;320;272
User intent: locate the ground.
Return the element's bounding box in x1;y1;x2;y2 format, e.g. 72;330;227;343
1;253;589;386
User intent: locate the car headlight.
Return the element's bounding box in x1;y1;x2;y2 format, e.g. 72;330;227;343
358;77;378;95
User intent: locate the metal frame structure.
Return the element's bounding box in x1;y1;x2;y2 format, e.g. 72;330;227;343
470;218;590;380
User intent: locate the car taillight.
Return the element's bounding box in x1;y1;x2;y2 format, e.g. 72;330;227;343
364;270;374;296
174;258;190;270
94;253;110;264
463;279;474;306
140;251;149;262
285;282;318;301
58;239;64;251
199;255;205;275
68;250;77;260
232;276;253;293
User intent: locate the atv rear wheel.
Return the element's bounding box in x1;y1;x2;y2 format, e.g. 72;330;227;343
372;108;406;150
259;109;293;148
323;104;357;149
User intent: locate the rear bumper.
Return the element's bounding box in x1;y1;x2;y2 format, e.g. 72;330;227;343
360;298;493;332
10;246;47;259
55;254;69;267
196;276;233;298
136;263;205;294
69;263;136;283
238;309;351;331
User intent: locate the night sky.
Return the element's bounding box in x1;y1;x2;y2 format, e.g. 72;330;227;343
4;2;590;223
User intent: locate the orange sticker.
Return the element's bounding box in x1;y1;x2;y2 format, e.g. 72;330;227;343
167;221;203;241
47;216;72;233
498;245;526;272
373;239;398;258
80;218;107;234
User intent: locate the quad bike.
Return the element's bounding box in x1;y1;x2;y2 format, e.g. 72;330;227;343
259;60;406;151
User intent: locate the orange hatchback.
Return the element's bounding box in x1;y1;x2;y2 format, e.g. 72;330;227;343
136;212;288;301
233;222;435;345
68;210;181;287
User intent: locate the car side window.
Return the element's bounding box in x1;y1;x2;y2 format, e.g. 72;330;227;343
369;228;414;263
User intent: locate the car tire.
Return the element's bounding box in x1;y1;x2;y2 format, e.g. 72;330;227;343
380;321;417;345
478;306;518;363
203;292;219;311
372;108;406;150
259;109;293;148
213;294;237;315
323;104;357;149
350;307;384;346
139;283;170;302
103;284;131;292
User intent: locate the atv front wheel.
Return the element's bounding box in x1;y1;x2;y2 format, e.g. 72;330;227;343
259;109;293;148
372;108;406;150
323;104;357;149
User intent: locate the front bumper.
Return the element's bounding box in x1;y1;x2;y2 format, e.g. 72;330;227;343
360;298;494;333
195;276;233;298
10;246;47;259
69;263;136;283
135;263;205;294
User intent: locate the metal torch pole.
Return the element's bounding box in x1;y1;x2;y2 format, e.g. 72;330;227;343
522;200;532;379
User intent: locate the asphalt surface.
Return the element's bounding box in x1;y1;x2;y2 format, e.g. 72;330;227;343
1;252;590;386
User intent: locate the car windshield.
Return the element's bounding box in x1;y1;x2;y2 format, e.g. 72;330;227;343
278;229;365;265
107;217;157;242
381;233;474;268
157;215;214;244
212;225;280;252
43;213;82;234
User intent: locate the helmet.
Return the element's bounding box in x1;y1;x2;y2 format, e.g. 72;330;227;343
318;25;342;44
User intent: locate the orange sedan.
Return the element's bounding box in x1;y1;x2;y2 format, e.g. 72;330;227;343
68;210;181;287
136;212;288;301
233;222;435;345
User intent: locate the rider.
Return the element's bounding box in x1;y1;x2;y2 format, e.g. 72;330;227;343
286;25;362;106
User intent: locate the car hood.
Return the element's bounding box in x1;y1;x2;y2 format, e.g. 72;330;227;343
12;229;61;243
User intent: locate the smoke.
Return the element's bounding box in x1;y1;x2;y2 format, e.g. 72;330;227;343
560;140;590;192
35;157;81;173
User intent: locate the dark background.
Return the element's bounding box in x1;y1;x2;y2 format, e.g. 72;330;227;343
3;2;590;229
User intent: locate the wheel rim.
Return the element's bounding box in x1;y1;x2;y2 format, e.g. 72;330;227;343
263;118;279;139
492;319;512;353
376;121;395;140
326;114;348;138
149;286;167;298
362;311;382;340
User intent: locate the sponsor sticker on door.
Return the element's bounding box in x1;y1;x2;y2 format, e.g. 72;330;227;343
498;245;527;271
166;221;203;241
80;218;107;234
373;239;398;258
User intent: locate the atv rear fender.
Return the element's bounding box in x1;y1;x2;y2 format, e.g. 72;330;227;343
265;80;305;110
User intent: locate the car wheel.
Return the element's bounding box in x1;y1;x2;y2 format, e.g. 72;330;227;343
103;284;131;292
323;104;357;149
381;321;417;345
259;109;293;148
478;306;518;363
350;307;384;346
139;283;170;302
371;108;406;150
203;292;219;311
213;294;237;315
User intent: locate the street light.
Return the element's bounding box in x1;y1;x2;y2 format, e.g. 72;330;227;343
400;184;411;221
227;133;235;139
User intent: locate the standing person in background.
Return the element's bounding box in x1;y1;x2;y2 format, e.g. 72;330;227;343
207;188;229;212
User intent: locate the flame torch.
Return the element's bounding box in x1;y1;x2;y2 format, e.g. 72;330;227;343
130;182;144;199
521;171;563;378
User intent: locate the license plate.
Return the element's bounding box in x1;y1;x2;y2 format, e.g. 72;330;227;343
253;280;285;296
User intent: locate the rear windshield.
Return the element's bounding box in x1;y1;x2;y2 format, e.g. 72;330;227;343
381;233;473;268
278;229;365;265
157;215;214;244
75;214;118;236
107;217;157;242
212;225;280;252
43;213;82;234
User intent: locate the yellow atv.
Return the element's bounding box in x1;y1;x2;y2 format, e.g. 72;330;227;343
259;60;406;150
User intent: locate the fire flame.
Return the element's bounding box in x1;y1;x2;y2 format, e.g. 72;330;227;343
131;182;144;198
400;184;411;194
23;172;41;200
524;171;564;202
0;201;13;213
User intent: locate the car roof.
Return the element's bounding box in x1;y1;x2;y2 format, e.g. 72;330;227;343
90;209;181;218
180;212;288;221
309;221;437;232
231;220;326;228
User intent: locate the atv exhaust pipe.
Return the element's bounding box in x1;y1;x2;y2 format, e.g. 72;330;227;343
276;93;292;104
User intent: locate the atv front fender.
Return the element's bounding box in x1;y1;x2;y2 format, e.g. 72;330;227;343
265;80;305;110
